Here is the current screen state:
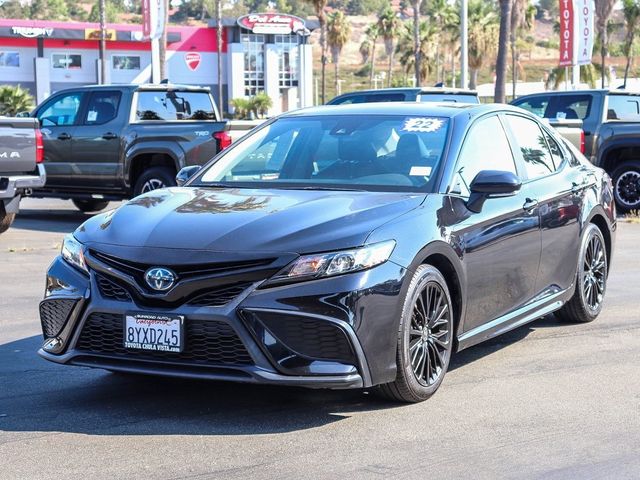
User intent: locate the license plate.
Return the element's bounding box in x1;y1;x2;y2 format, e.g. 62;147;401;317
124;313;183;353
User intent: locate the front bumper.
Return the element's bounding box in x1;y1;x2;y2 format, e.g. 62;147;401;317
38;252;407;389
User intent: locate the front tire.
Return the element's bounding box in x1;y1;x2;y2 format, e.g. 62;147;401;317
133;166;176;197
0;203;16;234
611;160;640;212
378;264;454;403
556;223;608;323
72;199;110;213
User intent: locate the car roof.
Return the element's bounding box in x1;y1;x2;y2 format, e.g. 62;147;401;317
516;89;640;97
281;102;520;119
330;87;478;99
53;83;211;92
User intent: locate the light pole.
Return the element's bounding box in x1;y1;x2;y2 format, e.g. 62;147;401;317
99;0;107;84
460;0;468;90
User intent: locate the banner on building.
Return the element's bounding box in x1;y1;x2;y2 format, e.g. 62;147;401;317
142;0;165;40
559;0;574;66
237;13;305;35
559;0;594;67
576;0;595;65
84;29;116;41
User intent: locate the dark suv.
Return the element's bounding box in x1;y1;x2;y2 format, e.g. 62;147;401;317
328;87;479;105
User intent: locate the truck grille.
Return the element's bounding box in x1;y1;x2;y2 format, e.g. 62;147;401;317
76;312;253;366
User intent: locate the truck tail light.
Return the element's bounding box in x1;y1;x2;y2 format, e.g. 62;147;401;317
213;131;232;151
35;128;44;164
580;130;585;154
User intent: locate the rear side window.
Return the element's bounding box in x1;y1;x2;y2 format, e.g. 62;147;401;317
84;91;121;125
504;115;555;179
548;95;592;120
452;115;517;197
136;91;217;121
512;97;549;117
606;95;640;120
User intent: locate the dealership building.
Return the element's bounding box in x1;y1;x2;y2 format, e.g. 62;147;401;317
0;14;315;115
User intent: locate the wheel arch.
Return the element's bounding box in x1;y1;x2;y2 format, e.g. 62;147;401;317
597;141;640;173
126;150;181;192
587;211;612;271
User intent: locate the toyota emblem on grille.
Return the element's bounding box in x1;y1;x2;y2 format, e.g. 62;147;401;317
144;267;176;291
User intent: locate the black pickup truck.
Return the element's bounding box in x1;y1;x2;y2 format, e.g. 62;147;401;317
512;89;640;211
28;84;229;212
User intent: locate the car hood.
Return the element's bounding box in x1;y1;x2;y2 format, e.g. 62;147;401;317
76;187;426;254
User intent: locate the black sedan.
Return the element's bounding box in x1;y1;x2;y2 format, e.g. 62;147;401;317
39;103;616;402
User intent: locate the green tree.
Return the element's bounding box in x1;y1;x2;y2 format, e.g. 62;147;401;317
596;0;617;88
30;0;69;20
0;85;35;117
622;0;640;86
411;0;423;86
510;0;536;97
396;20;437;85
364;23;379;86
378;6;400;87
426;0;457;85
467;0;499;89
88;2;120;23
327;11;351;92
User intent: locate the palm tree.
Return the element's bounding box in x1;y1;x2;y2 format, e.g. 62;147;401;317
546;64;599;89
359;37;371;65
467;0;499;89
411;0;423;86
307;0;328;102
378;6;400;87
365;23;380;87
396;20;438;85
510;0;536;98
426;0;457;84
327;11;351;93
495;0;512;102
595;0;616;88
622;0;640;87
0;85;34;116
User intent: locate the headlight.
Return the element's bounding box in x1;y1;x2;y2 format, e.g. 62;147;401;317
269;240;396;284
61;234;88;273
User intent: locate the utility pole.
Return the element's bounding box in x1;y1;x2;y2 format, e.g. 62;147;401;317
99;0;107;84
460;0;468;90
216;0;223;116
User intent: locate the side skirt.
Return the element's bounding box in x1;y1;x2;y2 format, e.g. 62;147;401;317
456;288;571;351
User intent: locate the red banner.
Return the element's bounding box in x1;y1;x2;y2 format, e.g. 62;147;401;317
142;0;151;38
559;0;574;66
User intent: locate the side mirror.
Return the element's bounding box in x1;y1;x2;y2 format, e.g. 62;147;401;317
467;170;521;213
176;165;201;186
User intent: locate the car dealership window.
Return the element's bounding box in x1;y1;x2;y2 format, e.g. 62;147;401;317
112;55;140;70
453;115;517;197
242;34;265;96
504;115;555;180
52;53;82;69
38;92;83;127
136;91;216;121
0;51;19;67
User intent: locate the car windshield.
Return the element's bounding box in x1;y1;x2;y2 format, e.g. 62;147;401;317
197;115;450;191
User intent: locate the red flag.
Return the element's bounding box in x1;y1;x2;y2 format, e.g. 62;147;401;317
559;0;574;66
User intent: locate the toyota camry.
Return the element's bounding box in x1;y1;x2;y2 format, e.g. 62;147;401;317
39;103;616;402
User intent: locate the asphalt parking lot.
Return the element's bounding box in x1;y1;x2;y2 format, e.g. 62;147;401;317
1;198;639;480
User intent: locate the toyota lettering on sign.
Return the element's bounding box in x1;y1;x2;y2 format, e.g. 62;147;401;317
576;0;595;65
185;52;201;71
559;0;574;67
237;13;305;35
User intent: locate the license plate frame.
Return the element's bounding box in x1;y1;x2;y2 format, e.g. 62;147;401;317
124;312;184;353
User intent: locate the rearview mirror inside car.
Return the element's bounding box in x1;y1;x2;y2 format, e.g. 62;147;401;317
467;170;522;213
176;165;201;186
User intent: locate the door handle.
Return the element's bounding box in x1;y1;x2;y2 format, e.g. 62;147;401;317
523;198;538;211
102;132;118;140
57;132;71;140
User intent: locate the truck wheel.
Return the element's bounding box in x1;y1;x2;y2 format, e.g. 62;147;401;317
612;161;640;212
133;167;176;197
0;203;16;234
72;199;110;213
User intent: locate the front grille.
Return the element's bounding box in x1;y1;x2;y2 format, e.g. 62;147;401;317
187;282;253;307
76;312;253;366
96;275;131;302
256;312;355;363
40;298;77;337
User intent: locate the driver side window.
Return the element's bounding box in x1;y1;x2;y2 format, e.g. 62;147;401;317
39;92;83;127
451;116;517;197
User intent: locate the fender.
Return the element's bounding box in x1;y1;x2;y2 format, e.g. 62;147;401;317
123;141;185;188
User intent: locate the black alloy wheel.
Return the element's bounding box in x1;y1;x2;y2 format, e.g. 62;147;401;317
556;223;608;323
612;161;640;211
378;264;454;403
133;166;177;197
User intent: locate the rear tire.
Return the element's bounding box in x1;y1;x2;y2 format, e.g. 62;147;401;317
72;199;110;213
0;203;15;234
377;264;454;403
556;223;608;323
611;160;640;212
133;166;176;197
